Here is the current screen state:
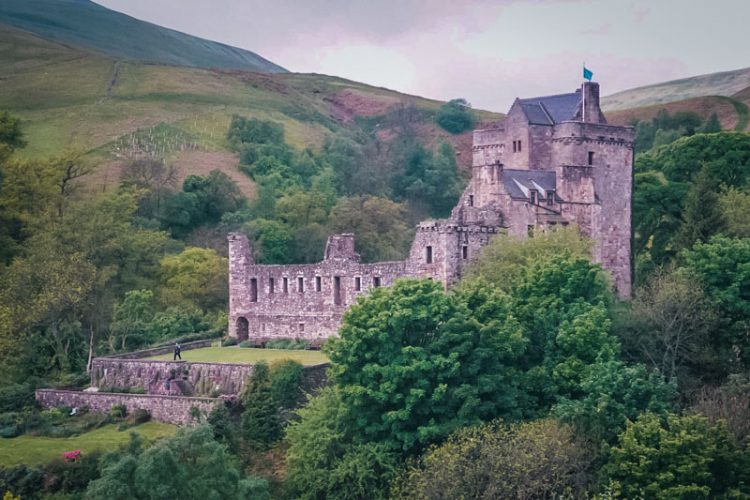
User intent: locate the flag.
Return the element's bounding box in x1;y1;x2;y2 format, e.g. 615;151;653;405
583;65;593;81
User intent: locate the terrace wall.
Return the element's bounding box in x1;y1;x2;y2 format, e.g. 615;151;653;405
35;389;218;426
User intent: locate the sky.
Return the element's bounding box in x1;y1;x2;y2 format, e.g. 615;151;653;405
94;0;750;112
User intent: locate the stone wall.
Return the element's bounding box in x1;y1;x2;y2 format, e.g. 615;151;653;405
90;358;252;396
35;389;218;426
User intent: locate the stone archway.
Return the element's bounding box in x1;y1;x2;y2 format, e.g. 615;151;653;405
236;317;249;341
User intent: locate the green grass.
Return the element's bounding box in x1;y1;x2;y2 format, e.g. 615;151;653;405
0;421;176;466
146;347;329;365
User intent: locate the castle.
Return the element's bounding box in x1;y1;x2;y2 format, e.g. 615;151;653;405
228;82;634;345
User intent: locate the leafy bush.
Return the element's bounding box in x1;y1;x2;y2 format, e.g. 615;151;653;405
265;339;308;350
0;464;45;499
125;408;150;426
435;98;476;134
239;340;254;348
222;337;238;347
109;404;127;419
0;383;36;413
44;449;104;495
269;360;304;409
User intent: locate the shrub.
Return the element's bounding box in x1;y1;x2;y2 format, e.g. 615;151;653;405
239;340;254;348
269;360;304;409
109;404;127;419
124;409;150;426
44;449;104;494
435;98;476;134
0;383;35;413
266;339;308;350
222;337;238;347
0;464;45;499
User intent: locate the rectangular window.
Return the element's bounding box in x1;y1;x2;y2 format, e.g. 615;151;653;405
518;140;522;152
250;278;258;302
547;191;554;205
334;276;342;305
315;276;322;292
462;246;468;260
354;277;361;291
588;151;594;165
298;277;304;293
512;140;517;153
426;246;433;264
299;323;305;332
468;194;474;207
269;278;275;294
530;190;537;204
373;277;381;288
283;277;288;293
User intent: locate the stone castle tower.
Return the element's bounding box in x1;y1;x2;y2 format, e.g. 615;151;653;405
228;82;634;344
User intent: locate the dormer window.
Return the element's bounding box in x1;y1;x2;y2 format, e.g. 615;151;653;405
547;190;555;205
530;190;538;204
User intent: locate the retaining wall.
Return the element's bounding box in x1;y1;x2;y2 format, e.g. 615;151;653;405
35;389;219;426
105;339;213;360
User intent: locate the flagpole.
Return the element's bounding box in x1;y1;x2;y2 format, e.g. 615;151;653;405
582;63;586;123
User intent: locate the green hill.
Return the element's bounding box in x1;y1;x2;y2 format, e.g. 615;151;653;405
602;66;750;111
0;24;499;197
0;0;285;73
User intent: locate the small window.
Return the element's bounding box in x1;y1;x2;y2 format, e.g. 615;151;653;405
512;141;517;153
462;246;468;260
426;246;433;264
354;277;361;291
547;190;554;205
334;276;342;305
283;277;288;293
468;194;474;207
315;276;322;292
588;151;594;165
518;140;522;152
250;278;258;302
299;323;305;332
530;190;537;204
298;277;304;293
373;277;381;288
269;277;275;294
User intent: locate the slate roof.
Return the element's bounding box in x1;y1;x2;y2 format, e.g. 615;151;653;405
502;169;557;199
518;89;581;125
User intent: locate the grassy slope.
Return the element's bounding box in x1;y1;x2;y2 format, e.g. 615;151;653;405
0;421;176;466
602;66;750;111
0;0;285;73
0;25;501;196
146;347;329;365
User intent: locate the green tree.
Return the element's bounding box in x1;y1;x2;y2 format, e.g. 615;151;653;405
435;98;476;134
326;279;526;454
158;247;228;313
674;167;724;251
552;360;676;443
86;425;268;500
109;290;155;352
328;195;413;262
285;388;399;500
603;412;747;499
680;236;750;372
242;218;294;264
702;112;722;133
719;187;750;238
393;419;592;499
241;362;281;451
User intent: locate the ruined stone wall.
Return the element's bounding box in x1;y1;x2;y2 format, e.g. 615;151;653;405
35;389;218;426
90;358;252;396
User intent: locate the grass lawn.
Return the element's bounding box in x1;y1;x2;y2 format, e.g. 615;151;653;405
146;347;329;365
0;421;176;467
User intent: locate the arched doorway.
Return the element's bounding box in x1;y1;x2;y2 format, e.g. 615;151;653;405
236;317;249;341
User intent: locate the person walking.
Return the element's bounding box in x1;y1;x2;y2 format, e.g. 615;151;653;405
173;343;182;360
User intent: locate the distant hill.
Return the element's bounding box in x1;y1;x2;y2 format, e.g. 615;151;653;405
602;67;750;111
0;0;286;73
0;24;499;198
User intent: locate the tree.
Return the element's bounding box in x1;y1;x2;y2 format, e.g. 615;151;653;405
393;419;592;499
435;98;476;134
241;362;281;451
702;112;722;133
86;425;268;500
615;270;719;386
0;111;25;154
463;226;592;292
326;279;527;454
242;218;294;264
109;290;155;352
674;167;724;251
552;360;676;443
285;388;399;500
158;247;228;313
719;187;750;238
328;195;413;262
603;413;747;499
680;236;750;372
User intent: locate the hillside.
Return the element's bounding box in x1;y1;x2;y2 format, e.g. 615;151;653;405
602;66;750;111
0;25;500;197
0;0;285;73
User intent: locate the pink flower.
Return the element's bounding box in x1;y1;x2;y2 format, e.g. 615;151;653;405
62;450;81;461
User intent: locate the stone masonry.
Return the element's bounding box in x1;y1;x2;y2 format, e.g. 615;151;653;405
229;82;634;343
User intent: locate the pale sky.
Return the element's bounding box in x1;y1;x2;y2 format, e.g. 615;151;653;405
95;0;750;112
